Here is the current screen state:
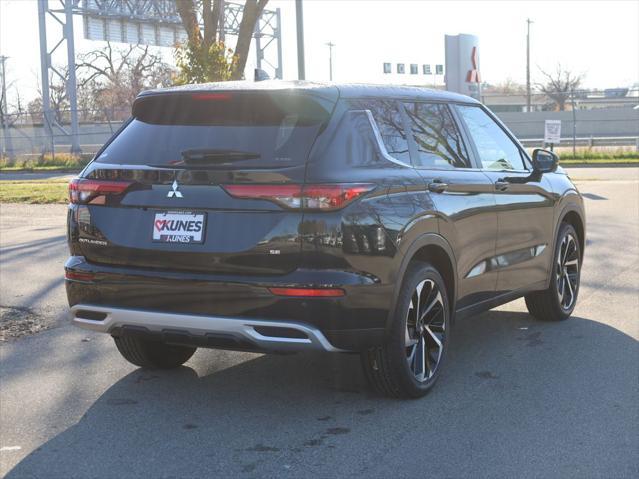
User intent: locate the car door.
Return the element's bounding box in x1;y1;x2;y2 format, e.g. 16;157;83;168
401;101;499;310
454;104;556;294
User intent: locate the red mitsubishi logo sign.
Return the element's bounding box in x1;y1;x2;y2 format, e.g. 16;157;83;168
466;46;481;83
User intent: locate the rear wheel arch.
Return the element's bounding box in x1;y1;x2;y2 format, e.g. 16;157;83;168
411;245;456;315
561;210;585;258
544;204;585;290
387;234;457;331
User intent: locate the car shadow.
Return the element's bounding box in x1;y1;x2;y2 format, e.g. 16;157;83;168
5;309;638;478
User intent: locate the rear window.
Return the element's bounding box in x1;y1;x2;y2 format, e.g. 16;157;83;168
96;92;334;168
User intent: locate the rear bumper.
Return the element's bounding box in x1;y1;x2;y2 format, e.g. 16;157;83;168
65;256;390;351
70;304;344;352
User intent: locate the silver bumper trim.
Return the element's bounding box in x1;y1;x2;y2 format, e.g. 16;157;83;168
70;304;344;353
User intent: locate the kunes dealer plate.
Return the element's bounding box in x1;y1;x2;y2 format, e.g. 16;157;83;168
153;211;206;244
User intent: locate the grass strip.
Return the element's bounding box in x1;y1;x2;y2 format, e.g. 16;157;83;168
0;180;69;204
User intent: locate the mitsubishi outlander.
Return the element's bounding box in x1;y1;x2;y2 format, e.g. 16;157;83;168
65;82;585;398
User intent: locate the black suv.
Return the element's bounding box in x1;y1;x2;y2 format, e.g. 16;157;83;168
65;82;585;398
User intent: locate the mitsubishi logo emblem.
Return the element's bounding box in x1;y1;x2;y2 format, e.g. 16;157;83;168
167;180;183;198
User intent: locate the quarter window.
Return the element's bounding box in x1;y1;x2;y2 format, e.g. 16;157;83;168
403;102;470;168
350;99;411;165
456;105;527;171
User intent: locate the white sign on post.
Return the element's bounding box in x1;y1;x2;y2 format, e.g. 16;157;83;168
544;120;562;144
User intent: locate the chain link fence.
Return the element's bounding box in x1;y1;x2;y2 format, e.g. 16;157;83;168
0;107;129;164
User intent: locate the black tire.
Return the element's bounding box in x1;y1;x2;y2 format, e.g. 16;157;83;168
525;222;581;322
361;263;451;399
113;336;196;369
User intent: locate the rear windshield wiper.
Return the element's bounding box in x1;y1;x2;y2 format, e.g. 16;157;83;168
180;149;261;164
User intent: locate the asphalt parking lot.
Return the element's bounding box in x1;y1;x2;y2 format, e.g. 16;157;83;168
1;167;638;478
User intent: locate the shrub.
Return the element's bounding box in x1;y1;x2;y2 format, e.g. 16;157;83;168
557;149;638;160
0;153;93;170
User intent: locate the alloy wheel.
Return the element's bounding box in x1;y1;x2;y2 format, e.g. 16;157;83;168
556;233;579;310
405;279;446;382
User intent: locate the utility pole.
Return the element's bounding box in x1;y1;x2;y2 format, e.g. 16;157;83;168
570;88;577;157
295;0;305;80
0;55;15;160
37;0;54;154
218;0;225;42
526;18;533;112
325;42;335;81
64;0;81;154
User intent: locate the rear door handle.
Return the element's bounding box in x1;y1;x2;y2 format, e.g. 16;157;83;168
494;179;509;191
428;179;449;193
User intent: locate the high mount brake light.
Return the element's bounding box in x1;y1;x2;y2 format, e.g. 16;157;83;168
69;178;135;205
190;92;232;101
221;184;374;211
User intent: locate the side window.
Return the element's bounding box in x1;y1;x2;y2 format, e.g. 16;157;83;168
456;105;527;171
350;99;411;165
403;102;470;168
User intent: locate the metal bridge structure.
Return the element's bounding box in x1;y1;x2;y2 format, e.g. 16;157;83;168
37;0;282;153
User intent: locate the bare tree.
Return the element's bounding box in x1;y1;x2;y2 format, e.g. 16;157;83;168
1;66;21;160
175;0;269;81
77;43;173;114
486;78;526;95
26;45;173;125
537;65;584;111
1;72;23;128
232;0;269;79
29;66;70;124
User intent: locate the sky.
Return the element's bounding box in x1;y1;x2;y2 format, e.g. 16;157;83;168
1;0;638;106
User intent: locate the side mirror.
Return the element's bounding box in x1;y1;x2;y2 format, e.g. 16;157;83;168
532;148;559;174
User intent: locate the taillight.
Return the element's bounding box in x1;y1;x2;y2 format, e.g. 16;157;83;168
69;178;134;205
221;184;374;211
